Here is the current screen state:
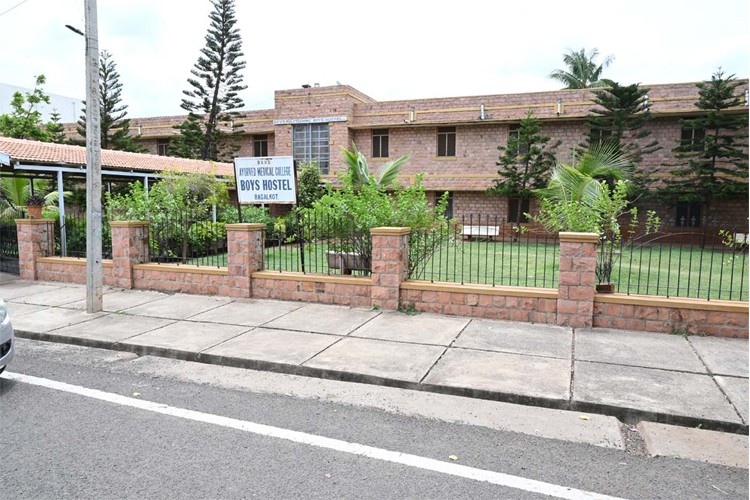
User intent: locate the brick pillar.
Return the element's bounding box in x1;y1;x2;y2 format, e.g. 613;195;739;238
226;223;266;298
16;219;55;281
370;227;411;310
557;232;599;328
110;221;149;289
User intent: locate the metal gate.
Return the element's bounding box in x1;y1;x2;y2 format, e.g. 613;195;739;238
0;219;19;275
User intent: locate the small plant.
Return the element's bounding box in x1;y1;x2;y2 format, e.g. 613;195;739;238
398;302;419;315
26;195;45;206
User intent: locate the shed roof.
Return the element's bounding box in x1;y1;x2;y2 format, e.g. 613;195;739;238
0;137;234;177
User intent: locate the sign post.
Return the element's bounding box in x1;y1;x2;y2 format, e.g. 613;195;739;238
234;156;297;205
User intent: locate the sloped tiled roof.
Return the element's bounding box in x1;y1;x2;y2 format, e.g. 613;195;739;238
0;137;234;177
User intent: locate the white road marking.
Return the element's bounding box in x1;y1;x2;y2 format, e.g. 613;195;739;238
3;371;626;500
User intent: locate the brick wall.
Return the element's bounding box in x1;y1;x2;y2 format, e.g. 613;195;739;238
252;272;372;308
35;257;114;286
17;219;748;338
594;299;748;338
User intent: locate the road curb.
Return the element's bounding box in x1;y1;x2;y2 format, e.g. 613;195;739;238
15;329;749;435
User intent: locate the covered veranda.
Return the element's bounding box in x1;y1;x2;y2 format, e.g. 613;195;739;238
0;136;233;259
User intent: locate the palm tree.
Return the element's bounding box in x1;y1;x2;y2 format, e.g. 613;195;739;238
536;142;633;206
341;143;409;191
548;48;614;89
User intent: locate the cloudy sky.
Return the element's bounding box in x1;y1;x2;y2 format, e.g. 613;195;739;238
1;0;748;119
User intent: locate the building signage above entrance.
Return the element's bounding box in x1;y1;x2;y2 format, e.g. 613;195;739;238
234;156;296;204
273;116;347;125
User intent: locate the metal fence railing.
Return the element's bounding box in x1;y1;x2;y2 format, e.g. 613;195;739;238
409;214;559;288
0;217;19;275
148;210;227;268
54;212;113;259
264;211;371;276
602;218;748;301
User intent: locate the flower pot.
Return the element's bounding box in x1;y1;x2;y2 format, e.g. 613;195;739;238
26;205;43;219
596;283;616;294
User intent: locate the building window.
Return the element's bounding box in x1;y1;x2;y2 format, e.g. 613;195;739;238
508;198;530;223
156;139;170;156
680;127;705;152
675;202;702;227
253;135;268;157
372;129;389;158
590;127;614;145
508;125;529;155
437;127;456;157
293;123;330;174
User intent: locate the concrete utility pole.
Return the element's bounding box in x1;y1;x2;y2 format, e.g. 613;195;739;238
84;0;102;313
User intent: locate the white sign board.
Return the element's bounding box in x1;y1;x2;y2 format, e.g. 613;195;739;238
234;156;296;204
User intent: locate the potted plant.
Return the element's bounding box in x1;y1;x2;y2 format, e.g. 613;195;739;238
25;195;45;219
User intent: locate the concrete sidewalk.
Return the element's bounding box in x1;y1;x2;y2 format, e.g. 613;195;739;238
2;272;748;434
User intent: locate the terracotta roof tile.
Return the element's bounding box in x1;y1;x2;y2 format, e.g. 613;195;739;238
0;137;233;176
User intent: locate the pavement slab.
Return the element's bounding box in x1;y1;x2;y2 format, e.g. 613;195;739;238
120;321;249;354
303;337;444;383
50;314;176;343
121;293;233;320
5;302;46;318
351;311;469;346
454;320;572;359
188;299;302;326
263;303;380;335
64;289;171;312
205;328;340;365
575;328;706;373
424;348;571;401
574;361;743;424
0;272;19;285
1;282;66;301
689;336;749;377
637;421;748;468
14;286;90;307
715;376;749;424
11;307;105;333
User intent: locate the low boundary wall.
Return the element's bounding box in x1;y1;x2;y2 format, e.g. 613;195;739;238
16;219;748;338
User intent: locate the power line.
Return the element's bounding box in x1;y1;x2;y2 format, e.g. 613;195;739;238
0;0;31;18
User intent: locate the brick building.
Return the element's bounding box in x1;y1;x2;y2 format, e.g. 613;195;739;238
115;81;749;226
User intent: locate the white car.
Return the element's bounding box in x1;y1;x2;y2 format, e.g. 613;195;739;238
0;299;13;374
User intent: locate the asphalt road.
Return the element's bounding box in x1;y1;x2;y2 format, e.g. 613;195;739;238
1;339;747;499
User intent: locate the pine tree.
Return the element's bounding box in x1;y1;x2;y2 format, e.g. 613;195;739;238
488;110;559;223
169;113;205;159
176;0;246;161
46;110;67;143
77;51;143;152
582;82;660;192
661;70;748;220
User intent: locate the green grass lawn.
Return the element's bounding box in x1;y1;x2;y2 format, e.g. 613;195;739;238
190;240;748;301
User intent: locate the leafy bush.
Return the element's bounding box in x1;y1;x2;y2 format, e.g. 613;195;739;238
302;169;451;272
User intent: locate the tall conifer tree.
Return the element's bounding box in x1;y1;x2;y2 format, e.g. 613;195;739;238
173;0;246;161
489;110;559;223
662;70;748;220
581;82;660;192
77;51;142;152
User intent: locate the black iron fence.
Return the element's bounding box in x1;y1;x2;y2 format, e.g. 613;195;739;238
54;212;113;259
147;210;227;267
0;217;19;274
601;218;748;301
409;215;559;288
264;211;371;276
